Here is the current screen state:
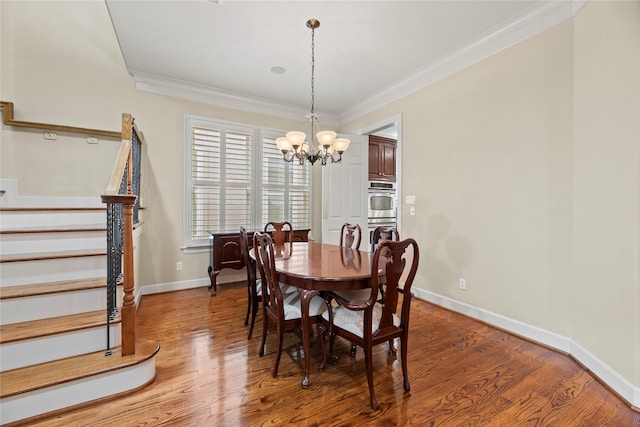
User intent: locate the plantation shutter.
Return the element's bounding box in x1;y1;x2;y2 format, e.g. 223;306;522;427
185;116;311;248
190;125;252;242
262;134;310;229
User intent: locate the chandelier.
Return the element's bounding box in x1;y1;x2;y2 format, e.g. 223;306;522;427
276;19;350;166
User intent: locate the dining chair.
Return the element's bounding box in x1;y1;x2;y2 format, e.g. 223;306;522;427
341;225;399;357
339;223;362;250
239;227;296;340
339;246;362;270
239;226;256;337
370;225;400;304
319;238;419;410
370;225;400;253
253;231;328;377
338;222;364;355
264;221;293;246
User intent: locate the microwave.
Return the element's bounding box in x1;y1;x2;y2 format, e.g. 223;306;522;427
368;182;397;220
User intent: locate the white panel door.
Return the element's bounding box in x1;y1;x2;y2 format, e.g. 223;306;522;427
321;134;368;249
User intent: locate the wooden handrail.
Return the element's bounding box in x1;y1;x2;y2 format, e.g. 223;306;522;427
104;140;132;195
0;101;121;138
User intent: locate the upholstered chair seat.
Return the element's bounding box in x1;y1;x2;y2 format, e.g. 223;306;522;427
323;300;399;337
282;291;327;320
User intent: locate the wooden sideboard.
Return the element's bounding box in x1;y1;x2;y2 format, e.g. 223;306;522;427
207;228;310;296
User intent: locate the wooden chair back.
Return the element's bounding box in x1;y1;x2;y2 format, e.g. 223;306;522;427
239;227;255;283
240;226;260;338
339;223;362;249
370;226;400;253
253;232;284;324
264;221;293;246
371;238;419;332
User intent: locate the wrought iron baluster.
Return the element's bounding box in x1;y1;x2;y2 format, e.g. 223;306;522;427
131;127;141;224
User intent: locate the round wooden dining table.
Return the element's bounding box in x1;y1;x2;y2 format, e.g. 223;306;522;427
257;241;374;389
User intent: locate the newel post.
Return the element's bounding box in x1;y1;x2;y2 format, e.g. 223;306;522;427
120;195;137;355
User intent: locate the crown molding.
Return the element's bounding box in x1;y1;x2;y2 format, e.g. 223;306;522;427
130;71;341;126
339;0;588;124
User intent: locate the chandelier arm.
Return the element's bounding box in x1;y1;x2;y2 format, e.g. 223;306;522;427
282;151;295;163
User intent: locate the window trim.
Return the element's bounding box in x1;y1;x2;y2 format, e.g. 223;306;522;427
183;114;313;249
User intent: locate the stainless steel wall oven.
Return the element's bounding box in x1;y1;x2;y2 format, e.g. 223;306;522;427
368;181;397;244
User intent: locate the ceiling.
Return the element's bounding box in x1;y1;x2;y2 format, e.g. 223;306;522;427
106;1;578;125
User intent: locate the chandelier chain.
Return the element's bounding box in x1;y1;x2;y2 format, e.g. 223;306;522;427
310;23;315;115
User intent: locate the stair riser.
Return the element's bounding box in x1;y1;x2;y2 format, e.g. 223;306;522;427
0;356;156;425
0;210;106;229
0;231;106;254
1;287;122;324
0;324;121;372
1;256;107;287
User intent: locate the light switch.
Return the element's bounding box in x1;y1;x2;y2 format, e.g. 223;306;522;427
410;206;416;216
406;195;416;205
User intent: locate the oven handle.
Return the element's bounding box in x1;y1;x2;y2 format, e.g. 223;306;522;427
368;217;397;224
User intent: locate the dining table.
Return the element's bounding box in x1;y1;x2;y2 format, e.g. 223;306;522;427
253;241;374;389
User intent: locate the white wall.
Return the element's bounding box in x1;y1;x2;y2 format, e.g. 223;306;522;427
571;0;639;389
342;0;639;400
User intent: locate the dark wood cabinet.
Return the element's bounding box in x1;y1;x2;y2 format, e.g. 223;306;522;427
368;135;396;182
207;228;310;295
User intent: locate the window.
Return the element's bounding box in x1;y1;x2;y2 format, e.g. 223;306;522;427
184;116;311;248
261;132;311;229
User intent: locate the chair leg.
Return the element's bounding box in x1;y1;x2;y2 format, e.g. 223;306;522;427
318;322;328;371
364;343;378;410
259;309;268;357
272;323;284;377
329;333;339;363
244;286;251;326
400;336;410;392
248;296;259;339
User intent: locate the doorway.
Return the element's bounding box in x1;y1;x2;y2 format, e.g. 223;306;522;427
358;114;402;237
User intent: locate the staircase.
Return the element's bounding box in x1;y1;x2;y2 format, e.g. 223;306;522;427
0;206;159;425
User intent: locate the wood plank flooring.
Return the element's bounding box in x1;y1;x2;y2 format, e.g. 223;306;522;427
23;282;640;426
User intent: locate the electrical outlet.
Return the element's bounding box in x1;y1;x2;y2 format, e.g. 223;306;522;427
459;278;466;290
86;136;99;144
176;262;182;271
44;131;57;140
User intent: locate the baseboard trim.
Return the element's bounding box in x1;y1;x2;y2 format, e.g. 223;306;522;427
139;272;245;297
412;287;640;410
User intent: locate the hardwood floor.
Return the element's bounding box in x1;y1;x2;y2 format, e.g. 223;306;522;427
26;282;639;426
